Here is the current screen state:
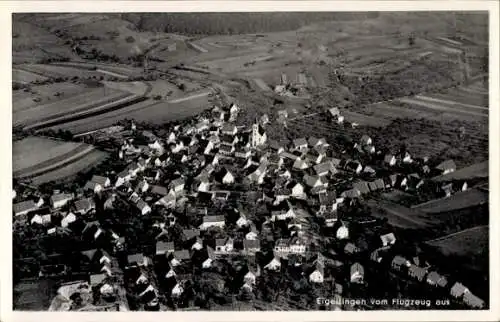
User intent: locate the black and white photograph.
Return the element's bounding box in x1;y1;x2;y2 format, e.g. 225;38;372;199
5;2;499;319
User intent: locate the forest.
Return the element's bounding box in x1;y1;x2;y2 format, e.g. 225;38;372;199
123;12;379;35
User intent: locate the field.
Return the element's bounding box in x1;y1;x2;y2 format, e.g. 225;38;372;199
13;136;108;184
424;225;488;269
432;161;489;182
12;69;49;84
50;89;211;134
16;64;107;80
412;188;488;214
13;82;93;112
367;200;438;230
30;149;109;185
14;87;128;127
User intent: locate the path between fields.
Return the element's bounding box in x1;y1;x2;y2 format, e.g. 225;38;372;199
398;97;487;118
16;145;95;179
415;95;488;111
167;90;211;103
425;225;488;244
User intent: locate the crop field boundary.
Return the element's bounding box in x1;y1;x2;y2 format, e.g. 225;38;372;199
15;145;95;179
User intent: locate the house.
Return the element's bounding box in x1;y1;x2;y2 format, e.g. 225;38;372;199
202;247;216;269
426;271;448;288
31;214;51;225
384;154;396;166
344;242;359;255
169;178;185;193
155;190;176;209
243;239;261;254
463;292;484;309
336;222;349;239
360;135;372;146
73;197;96;215
268;140;285;154
292;138;308;152
246;224;259;240
91;175;111;188
314;161;335;177
171;282;184;297
244;266;260;285
199;215;225;230
401;151;413;164
136;200;152;215
215;237;234;254
289;181;305;198
352;181;370;195
450;282;469;298
221;124;238;136
84;181;104;194
137;180;150;193
435;159;456;175
150;185;169;197
318;190;338;214
191;237;204;250
350;263;364;284
293;158;310;170
368;179;385;192
236;213;249;228
219;144;235;155
156;241;175;255
50;193;73;209
324;210;338;227
305;148;325;164
235;147;252;159
61;212;77;228
408;265;427;282
246;164;267;185
170;250;191;266
391;256;408;271
115;169;132;187
215;167;235;185
264;256;281;271
308;137;328;149
309;263;325;283
13;200;38;218
380;232;396;247
345;160;363;174
340;188;361;200
304;174;325;189
90;273;107;287
127;253;148;268
212;191;230;201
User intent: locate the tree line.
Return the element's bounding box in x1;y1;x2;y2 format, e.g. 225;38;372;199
123;13;379;36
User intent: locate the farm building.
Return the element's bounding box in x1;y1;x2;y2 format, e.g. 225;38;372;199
435;160;457;175
50;193;73;209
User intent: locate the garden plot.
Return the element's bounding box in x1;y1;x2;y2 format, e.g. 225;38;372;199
102;81;150;95
12;69;48;84
342;111;391;127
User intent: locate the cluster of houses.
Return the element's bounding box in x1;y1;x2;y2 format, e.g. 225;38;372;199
12;99;483;310
390;255;484;309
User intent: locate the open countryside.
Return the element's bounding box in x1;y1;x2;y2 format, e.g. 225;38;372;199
12;12;490;312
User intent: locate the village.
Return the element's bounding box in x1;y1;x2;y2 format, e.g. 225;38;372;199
12;96;487;311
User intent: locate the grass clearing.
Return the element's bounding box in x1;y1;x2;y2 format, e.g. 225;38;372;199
412;188;488;214
13;136;83;173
